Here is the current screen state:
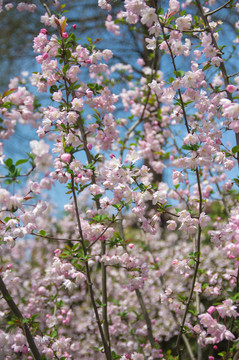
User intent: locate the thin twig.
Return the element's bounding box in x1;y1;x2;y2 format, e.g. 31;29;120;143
39;0;52;17
71;176;112;360
227;71;239;78
163;24;206;33
77;114;111;352
159;19;203;359
205;0;233;17
31;232;81;242
0;165;35;179
120;44;159;158
87;207;123;250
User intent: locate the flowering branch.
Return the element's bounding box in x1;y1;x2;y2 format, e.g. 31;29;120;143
195;0;239;159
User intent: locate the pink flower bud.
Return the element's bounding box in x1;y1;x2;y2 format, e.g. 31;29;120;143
87;143;92;150
61;153;71;163
207;306;216;314
42;52;48;60
226;84;237;93
128;243;134;249
40;28;47;34
137;58;145;66
72;24;77;29
62;32;68;38
86;89;93;98
22;345;28;355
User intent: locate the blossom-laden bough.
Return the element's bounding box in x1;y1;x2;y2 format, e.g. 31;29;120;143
0;0;239;359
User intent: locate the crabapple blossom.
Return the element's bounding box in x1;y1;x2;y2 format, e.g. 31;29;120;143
0;1;239;359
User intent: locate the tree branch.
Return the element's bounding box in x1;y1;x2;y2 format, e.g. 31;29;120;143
0;275;42;360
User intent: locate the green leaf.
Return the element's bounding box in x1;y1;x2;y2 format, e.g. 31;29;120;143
9;165;16;174
50;85;58;94
202;63;211;71
157;7;164;15
112;204;121;210
65;49;71;60
232;146;239;154
111;351;121;360
4;158;13;168
62;63;69;74
39;230;46;236
15;159;28;166
2;88;17;97
182;144;199;151
173;70;185;78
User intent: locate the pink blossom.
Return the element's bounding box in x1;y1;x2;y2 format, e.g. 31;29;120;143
62;32;68;38
71;98;84;111
216;299;239;318
199;212;210;228
52;90;63;102
176;14;192;31
145;37;156;50
226;84;237;93
40;28;47;34
5;3;14;10
105;15;120;35
167;220;177;231
207;306;216;314
61;153;71;163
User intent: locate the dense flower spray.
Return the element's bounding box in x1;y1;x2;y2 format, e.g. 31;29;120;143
0;0;239;359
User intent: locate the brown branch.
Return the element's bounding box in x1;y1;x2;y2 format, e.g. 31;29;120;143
0;275;42;360
159;19;204;359
76;114;111;352
227;71;239;78
70;176;112;360
31;232;81;242
0;165;35;179
205;0;233;17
